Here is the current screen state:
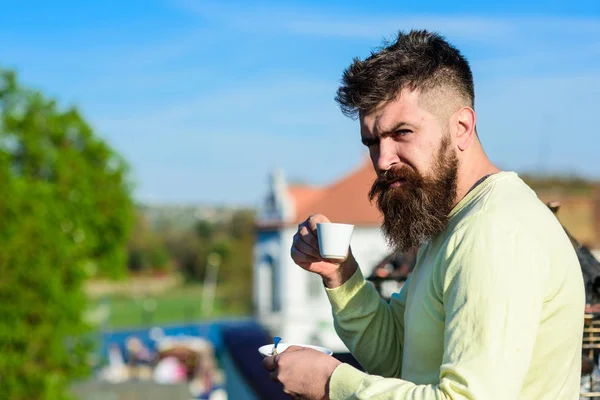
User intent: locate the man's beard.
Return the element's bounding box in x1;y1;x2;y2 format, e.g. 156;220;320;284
368;135;458;253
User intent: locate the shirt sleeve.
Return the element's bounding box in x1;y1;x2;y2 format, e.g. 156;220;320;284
325;265;409;378
327;213;548;400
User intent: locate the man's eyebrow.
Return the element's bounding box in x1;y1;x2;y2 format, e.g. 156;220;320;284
376;121;415;136
361;121;416;145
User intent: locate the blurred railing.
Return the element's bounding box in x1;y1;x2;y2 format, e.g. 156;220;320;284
582;314;600;398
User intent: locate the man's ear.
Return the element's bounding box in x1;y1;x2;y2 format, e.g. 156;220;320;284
453;107;476;151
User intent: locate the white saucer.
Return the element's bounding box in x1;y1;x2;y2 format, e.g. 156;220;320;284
258;343;333;357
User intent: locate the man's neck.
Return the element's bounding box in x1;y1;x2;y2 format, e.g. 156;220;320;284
454;160;501;207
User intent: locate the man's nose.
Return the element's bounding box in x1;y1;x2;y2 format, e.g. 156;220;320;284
375;137;400;172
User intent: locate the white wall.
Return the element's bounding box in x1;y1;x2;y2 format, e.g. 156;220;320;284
349;227;391;276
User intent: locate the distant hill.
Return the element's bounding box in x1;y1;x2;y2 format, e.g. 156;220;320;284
136;203;252;230
520;174;600;248
521;174;597;195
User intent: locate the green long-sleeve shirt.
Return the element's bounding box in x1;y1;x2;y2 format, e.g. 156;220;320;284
326;172;584;399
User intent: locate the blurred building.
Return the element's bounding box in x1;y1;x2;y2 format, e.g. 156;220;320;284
254;159;391;352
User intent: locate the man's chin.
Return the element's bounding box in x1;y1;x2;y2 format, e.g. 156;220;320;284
380;207;450;252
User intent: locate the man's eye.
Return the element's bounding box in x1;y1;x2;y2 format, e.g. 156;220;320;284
394;129;412;138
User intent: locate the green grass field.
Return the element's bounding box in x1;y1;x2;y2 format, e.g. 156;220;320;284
91;282;250;329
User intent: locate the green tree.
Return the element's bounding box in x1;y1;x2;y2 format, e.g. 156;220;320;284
196;219;214;240
0;68;134;399
127;211;172;274
0;69;133;278
211;209;255;312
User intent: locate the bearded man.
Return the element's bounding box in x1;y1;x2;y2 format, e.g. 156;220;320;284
263;29;585;400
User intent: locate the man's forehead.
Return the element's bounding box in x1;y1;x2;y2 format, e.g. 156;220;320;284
361;93;425;134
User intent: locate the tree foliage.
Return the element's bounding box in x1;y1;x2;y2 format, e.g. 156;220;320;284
127;211;171;274
0;68;134;399
0;69;134;278
158;208;255;310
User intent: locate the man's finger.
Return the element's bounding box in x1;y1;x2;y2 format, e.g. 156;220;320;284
294;230;316;248
269;370;279;382
262;355;277;371
291;247;320;264
295;235;321;258
298;226;319;247
297;221;307;232
284;345;305;353
298;224;318;240
307;214;330;233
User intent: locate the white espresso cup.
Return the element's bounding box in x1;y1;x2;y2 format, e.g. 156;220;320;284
316;222;355;260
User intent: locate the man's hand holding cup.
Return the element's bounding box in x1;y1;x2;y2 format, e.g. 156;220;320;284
290;213;357;288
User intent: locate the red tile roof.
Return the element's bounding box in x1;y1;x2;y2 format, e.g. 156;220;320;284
291;158;382;226
287;186;324;212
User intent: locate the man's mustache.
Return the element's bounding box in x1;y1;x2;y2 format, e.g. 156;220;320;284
369;166;421;200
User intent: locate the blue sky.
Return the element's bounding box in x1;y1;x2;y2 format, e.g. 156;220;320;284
1;0;599;206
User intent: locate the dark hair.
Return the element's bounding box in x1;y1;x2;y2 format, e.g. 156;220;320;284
335;29;474;119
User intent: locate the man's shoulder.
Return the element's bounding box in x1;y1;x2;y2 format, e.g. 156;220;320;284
449;172;550;234
434;171;577;273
